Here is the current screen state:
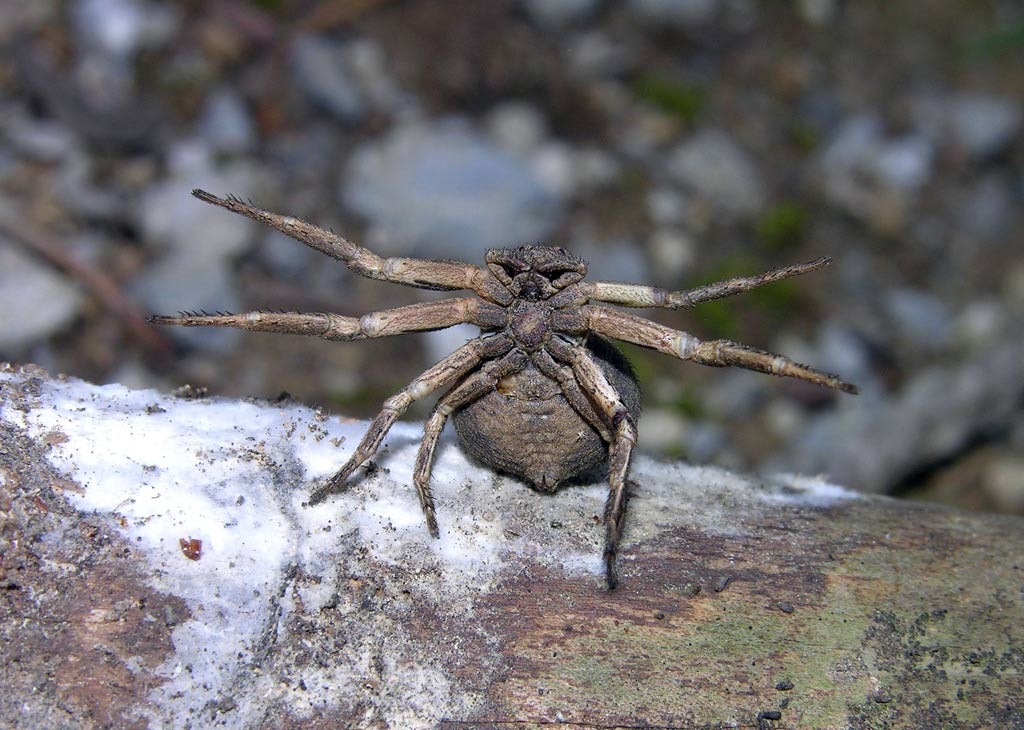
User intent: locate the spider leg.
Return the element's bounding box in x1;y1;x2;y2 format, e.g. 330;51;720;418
412;349;530;537
547;338;637;590
149;298;495;341
191;190;508;303
531;350;613;443
585;305;859;394
584;257;831;309
307;334;514;505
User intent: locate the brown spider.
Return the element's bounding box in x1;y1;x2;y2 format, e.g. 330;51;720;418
151;189;858;588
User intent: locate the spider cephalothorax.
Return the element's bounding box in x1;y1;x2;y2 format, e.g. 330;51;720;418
486;245;587;300
152;190;858;588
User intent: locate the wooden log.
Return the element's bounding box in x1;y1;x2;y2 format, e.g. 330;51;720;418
1;364;1022;729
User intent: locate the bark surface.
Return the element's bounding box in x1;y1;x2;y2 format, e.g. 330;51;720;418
1;364;1021;729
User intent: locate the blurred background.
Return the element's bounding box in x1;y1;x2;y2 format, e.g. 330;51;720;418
1;0;1022;514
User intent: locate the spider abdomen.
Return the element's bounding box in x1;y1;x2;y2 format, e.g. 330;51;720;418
452;336;640;492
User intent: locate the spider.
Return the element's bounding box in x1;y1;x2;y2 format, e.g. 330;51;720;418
151;189;858;588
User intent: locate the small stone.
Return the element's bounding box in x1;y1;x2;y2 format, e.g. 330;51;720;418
628;0;719;26
883;289;952;351
819;115;933;230
763;400;804;442
637;408;689;454
0;241;84;352
566;31;634;78
529;142;577;198
667;129;766;219
982;455;1024;513
134;255;243;353
648;228;696;282
713;575;731;592
947;94;1021;160
797;0;837;25
73;0;180;59
954;300;1004;347
958;175;1013;239
775;680;794;691
486;102;549;154
776;600;794;614
291;35;366;122
138;139;256;259
4;113;79;162
522;0;599;29
342;119;563;259
198;87;256;155
646;188;688;226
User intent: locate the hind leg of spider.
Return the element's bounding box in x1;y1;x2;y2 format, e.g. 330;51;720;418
307;334;514;505
547;338;638;589
412;349;529;537
585;306;859;394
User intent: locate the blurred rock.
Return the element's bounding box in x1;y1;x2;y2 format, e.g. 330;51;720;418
55;154;132;223
882;288;952;352
953;299;1004;349
637;408;689;453
797;0;837;25
628;0;719;26
667;129;766;219
3;111;79;162
772;327;1024;493
522;0;599;29
342;118;564;258
763;399;805;442
0;241;84;354
135;254;243;353
647;228;696;282
198;87;256;155
344;38;411;115
819;115;933;230
982;454;1024;513
257;229;318;280
646;187;691;226
138;140;255;259
958;174;1013;240
567;230;649;283
813;322;877;392
566;31;636;77
914;92;1022;161
73;0;179;59
134;140;256;351
291;35;367;123
529;141;576;197
486;101;548;154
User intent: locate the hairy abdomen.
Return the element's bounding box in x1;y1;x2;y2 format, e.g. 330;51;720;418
452;337;641;492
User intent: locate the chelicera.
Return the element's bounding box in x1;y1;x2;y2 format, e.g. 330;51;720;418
152;189;859;588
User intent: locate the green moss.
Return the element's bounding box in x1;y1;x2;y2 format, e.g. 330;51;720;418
965;20;1024;59
755;202;810;252
633;75;706;123
542;580;876;724
671;390;705;419
787;123;822;155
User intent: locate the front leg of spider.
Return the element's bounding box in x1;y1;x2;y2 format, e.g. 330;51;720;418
306;333;514;509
